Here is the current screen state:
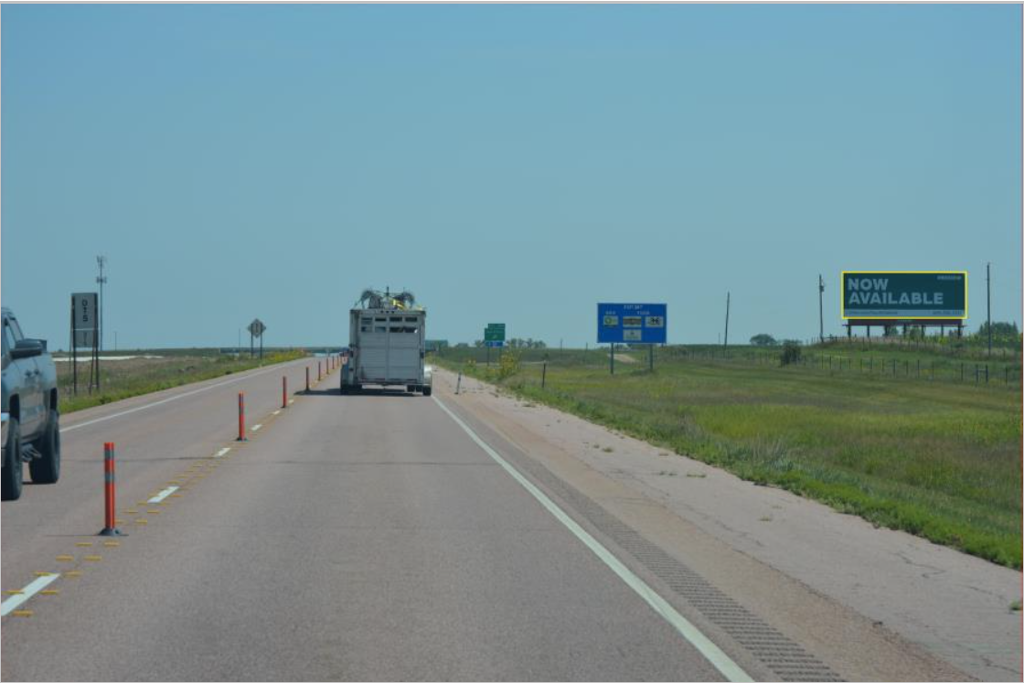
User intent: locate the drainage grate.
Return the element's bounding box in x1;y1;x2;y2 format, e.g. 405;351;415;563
489;423;843;682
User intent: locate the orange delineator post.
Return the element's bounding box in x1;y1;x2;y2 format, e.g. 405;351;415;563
99;442;123;536
237;392;247;441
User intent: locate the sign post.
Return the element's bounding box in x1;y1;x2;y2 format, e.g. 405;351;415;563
247;319;267;361
71;293;100;395
483;323;506;366
597;303;667;375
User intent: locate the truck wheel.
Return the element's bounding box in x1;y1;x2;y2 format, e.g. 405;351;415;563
423;386;432;397
29;409;60;485
2;417;24;501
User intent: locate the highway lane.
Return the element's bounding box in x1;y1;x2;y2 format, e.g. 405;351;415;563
1;377;736;681
2;356;332;594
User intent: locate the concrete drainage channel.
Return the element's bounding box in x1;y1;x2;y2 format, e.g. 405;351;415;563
452;406;842;682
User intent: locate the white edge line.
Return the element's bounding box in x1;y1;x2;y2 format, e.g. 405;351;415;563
60;361;303;434
432;396;753;683
215;447;231;458
148;485;180;504
272;410;281;415
1;573;60;617
251;424;262;432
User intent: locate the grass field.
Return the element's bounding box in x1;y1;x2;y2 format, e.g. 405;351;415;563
433;345;1022;569
55;349;307;414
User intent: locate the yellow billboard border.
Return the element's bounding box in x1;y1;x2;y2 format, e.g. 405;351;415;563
840;270;968;320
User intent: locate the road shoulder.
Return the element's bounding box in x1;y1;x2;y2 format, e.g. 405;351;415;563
436;367;1019;681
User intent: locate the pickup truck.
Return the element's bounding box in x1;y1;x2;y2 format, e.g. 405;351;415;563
2;307;61;500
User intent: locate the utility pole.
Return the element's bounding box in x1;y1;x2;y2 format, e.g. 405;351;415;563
818;274;825;344
723;292;730;349
987;262;992;356
96;255;108;352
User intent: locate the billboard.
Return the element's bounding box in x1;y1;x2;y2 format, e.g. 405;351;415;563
841;271;967;319
597;303;667;344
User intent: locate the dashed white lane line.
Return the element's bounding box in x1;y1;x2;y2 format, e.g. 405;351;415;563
148;486;180;504
432;396;753;683
1;574;60;617
61;361;305;434
272;410;281;416
215;447;231;458
251;424;262;432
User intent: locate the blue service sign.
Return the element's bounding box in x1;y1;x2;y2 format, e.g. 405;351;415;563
597;303;667;344
485;340;505;348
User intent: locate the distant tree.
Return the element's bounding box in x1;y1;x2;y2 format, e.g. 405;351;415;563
454;343;469;349
749;334;778;347
978;321;1020;339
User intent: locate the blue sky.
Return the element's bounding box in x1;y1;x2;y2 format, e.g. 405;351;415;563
2;4;1020;349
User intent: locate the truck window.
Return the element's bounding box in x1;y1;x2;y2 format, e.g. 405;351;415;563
7;318;24;341
405;317;418;322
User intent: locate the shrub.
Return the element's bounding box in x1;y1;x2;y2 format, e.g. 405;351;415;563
780;341;802;366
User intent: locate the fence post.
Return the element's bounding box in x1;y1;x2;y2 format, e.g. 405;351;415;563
542;361;547;389
985;364;989;384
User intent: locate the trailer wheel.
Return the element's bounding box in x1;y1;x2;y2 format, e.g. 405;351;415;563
423;386;432;397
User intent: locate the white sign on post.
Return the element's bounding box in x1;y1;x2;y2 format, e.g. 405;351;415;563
73;292;98;349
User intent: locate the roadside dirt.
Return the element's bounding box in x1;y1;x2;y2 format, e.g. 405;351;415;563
437;367;1021;682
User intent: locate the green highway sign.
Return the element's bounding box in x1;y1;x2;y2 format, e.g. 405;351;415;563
484;323;506;342
842;271;967;319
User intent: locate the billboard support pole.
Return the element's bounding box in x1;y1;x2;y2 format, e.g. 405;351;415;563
610;343;615;375
649;344;654;372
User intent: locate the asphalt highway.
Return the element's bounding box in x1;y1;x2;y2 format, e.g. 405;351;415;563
1;361;733;681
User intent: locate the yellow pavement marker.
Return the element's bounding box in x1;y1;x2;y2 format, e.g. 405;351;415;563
10;610;33;617
5;590;24;595
102;541;121;548
65;571;83;578
55;555;74;562
75;542;93;547
40;590;60;596
83;555;102;562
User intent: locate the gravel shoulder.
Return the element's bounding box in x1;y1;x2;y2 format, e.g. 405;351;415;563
436;367;1021;681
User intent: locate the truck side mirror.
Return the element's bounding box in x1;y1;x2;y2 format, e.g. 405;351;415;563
11;339;44;360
